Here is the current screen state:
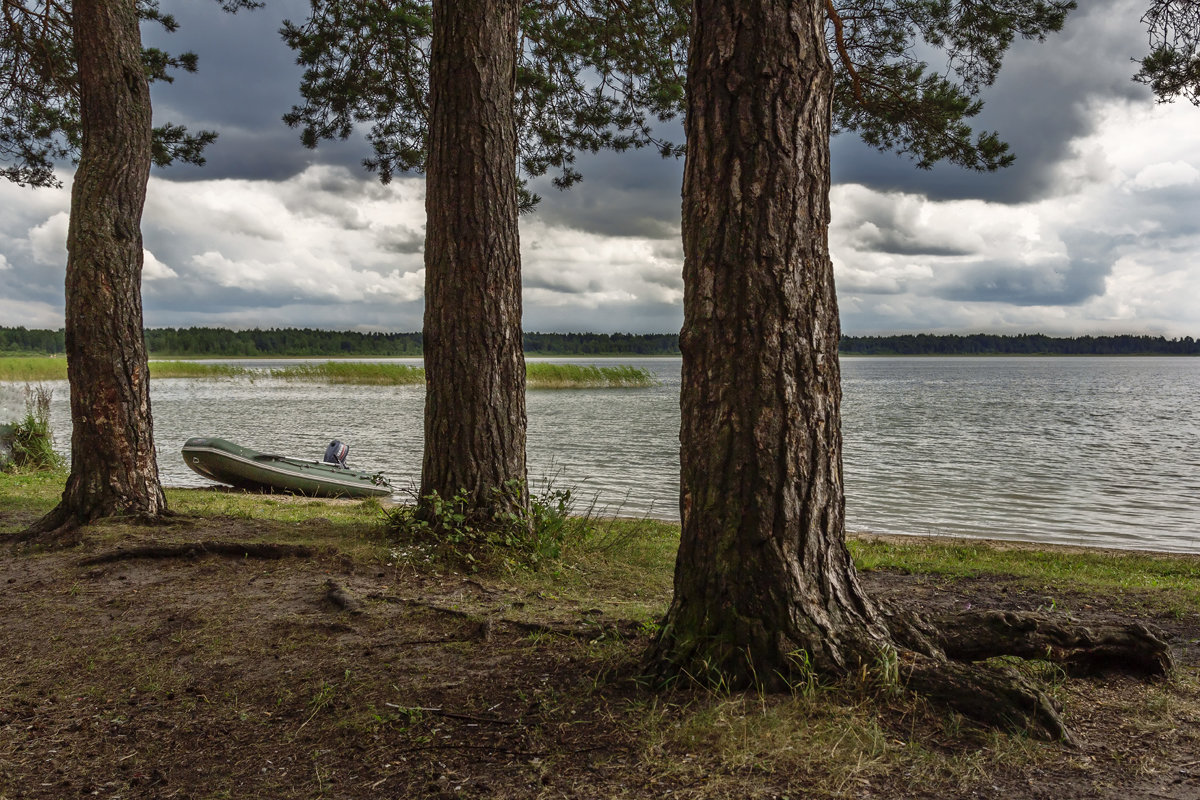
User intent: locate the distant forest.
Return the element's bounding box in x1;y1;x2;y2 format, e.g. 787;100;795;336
1;326;1197;357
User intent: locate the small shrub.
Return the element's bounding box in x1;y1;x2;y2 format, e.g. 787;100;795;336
383;479;578;572
3;384;62;472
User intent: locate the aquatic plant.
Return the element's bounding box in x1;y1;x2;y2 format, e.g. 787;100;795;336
525;363;657;389
149;361;252;378
269;361;425;385
0;357;68;383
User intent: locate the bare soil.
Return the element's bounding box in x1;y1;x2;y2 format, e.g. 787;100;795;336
1;511;1198;800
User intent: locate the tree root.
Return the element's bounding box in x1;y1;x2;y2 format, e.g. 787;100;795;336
649;602;1174;744
13;506;181;549
929;609;1174;677
903;654;1076;746
892;607;1173;743
10;504;86;547
77;541;315;566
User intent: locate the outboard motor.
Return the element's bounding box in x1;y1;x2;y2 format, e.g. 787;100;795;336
324;439;349;468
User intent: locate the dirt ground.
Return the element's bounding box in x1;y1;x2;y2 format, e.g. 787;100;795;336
1;510;1198;800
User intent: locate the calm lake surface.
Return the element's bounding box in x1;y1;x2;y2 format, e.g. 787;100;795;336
25;356;1200;553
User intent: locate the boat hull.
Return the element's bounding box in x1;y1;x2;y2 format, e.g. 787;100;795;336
181;437;392;499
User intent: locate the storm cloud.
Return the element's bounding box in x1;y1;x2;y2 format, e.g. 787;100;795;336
0;0;1197;338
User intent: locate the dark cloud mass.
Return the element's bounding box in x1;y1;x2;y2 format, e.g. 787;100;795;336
525;146;684;239
145;0;371;182
832;0;1154;204
936;256;1111;307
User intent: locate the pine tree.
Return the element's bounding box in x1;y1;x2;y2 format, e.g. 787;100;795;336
1137;1;1200;103
282;0;686;519
1;0;259;540
648;0;1174;741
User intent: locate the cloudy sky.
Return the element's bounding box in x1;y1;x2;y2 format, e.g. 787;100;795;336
1;0;1198;337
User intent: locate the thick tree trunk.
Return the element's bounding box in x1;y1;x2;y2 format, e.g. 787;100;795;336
25;0;166;539
650;0;889;685
648;0;1174;741
420;0;527;517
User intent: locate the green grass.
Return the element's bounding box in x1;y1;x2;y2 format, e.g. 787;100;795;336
0;357;251;382
3;357;658;390
268;361;425;385
0;356;67;382
526;362;657;388
850;537;1200;613
0;468;65;520
149;361;252;378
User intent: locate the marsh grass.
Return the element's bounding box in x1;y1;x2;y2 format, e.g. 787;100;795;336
149;361;252;378
0;356;67;382
268;360;657;388
0;357;255;382
525;362;657;388
268;361;425;385
4;356;658;389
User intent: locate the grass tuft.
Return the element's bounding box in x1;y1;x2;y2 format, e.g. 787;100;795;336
2;384;63;472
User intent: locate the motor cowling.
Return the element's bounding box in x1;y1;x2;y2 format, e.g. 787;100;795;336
324;439;349;468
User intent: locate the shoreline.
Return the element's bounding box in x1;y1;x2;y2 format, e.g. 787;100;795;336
158;486;1200;559
850;530;1200;560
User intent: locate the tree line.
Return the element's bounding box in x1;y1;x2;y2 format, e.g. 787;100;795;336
839;332;1200;356
4;327;1198;357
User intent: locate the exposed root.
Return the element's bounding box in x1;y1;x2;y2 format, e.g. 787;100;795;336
369;594;642;642
647;602;1174;744
77;541;315;566
10;504;84;547
904;655;1077;746
13;506;180;550
930;610;1175;676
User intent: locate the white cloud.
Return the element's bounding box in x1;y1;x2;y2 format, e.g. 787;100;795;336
143;250;178;280
29;212;69;266
827;98;1200;337
1131;162;1200;191
1;85;1198;338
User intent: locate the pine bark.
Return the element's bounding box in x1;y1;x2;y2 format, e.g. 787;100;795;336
420;0;527;514
647;0;1173;741
26;0;166;538
650;0;889;684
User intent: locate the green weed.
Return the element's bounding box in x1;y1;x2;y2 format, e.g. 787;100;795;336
2;384;62;472
383;478;577;572
269;361;424;385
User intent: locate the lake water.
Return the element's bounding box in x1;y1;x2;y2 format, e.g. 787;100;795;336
14;356;1200;553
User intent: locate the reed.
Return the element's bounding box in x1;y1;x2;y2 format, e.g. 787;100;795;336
0;357;67;382
4;356;658;390
0;357;254;382
269;361;425;385
149;361;252;378
525;362;658;389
